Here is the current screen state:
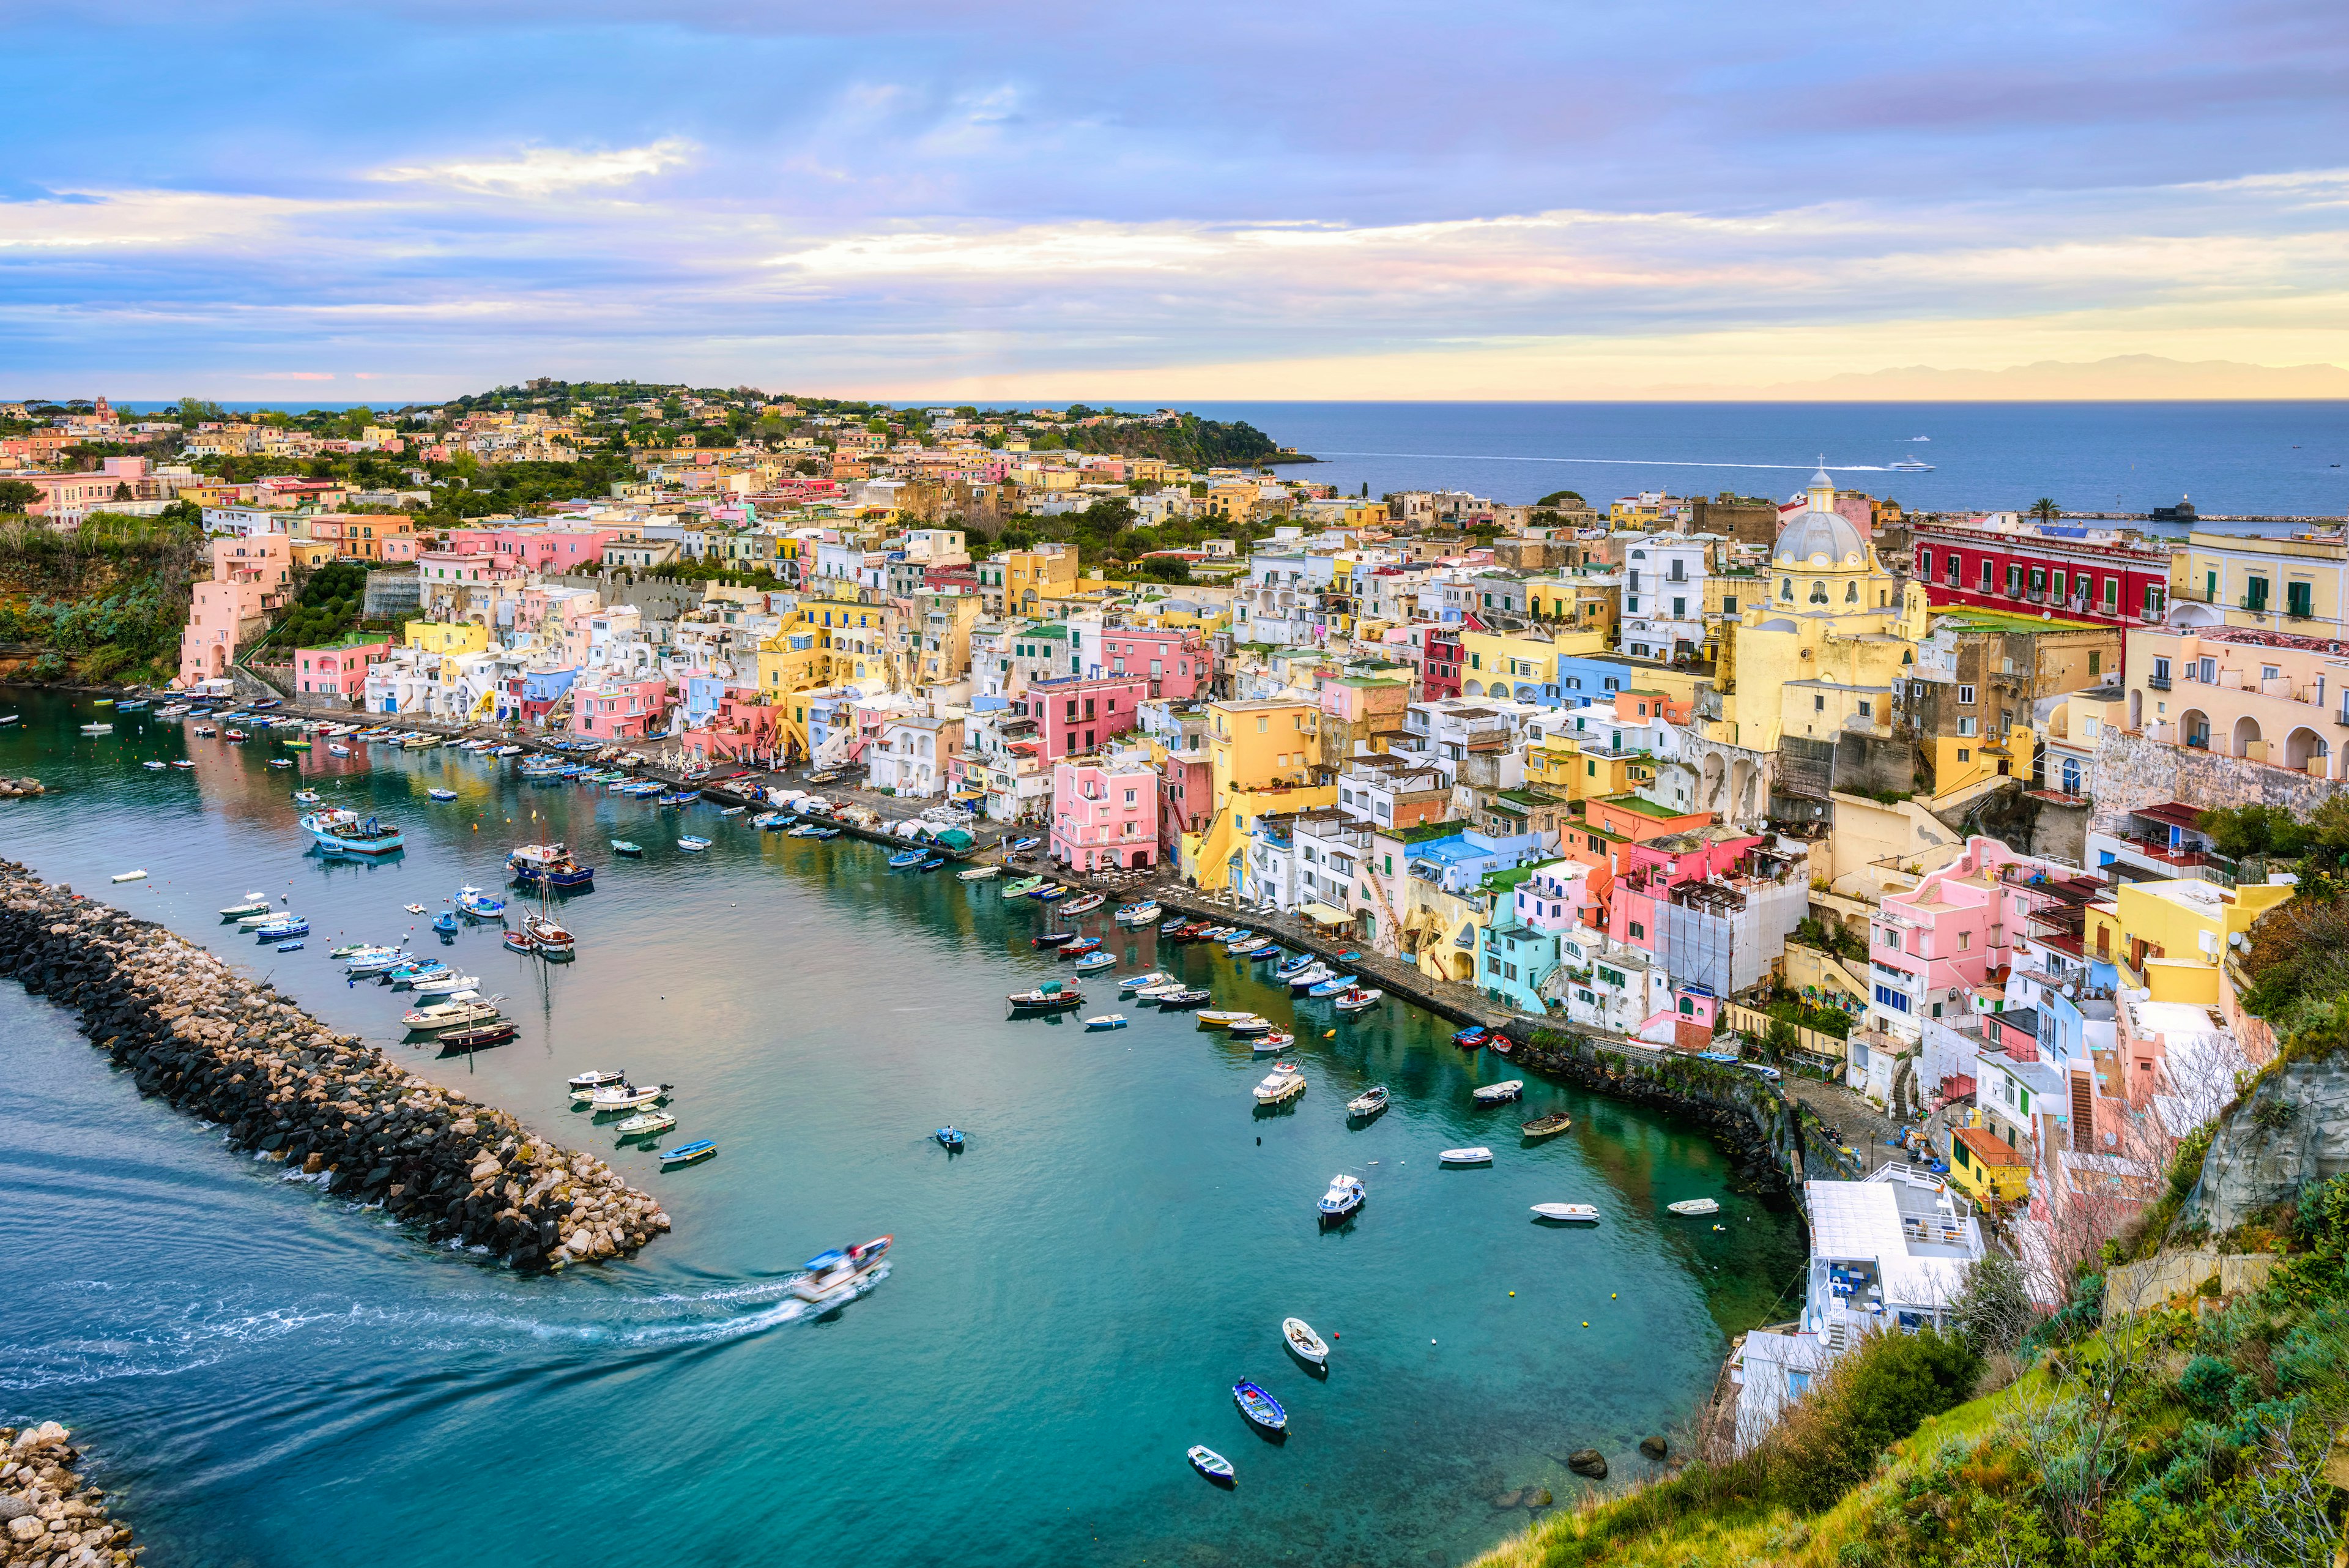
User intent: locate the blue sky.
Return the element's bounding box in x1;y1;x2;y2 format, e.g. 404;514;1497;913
5;0;2346;400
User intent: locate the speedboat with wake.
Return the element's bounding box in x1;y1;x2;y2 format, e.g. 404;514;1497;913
790;1235;892;1311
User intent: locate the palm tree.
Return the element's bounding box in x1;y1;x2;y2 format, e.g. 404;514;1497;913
2028;497;2061;524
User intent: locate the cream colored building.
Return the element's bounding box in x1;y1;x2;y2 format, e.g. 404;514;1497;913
2172;530;2349;637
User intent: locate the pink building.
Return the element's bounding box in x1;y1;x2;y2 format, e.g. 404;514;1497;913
1019;674;1151;760
445;524;623;574
1606;827;1767;951
1866;837;2041;1031
569;675;670;741
679;693;783;765
1051;749;1160;872
177;534;295;686
1096;626;1212;698
294;636;392;702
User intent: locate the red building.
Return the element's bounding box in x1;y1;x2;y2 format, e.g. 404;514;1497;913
1017;673;1152;760
1423;630;1464;700
1909;520;2172;631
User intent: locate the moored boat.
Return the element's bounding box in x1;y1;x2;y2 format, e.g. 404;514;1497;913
1531;1203;1601;1224
508;841;593;889
587;1081;672;1112
660;1139;718;1166
567;1069;628;1091
610;839;643;856
455;885;505;919
1032;931;1080;949
614;1109;676;1137
1074;951;1116;973
676;835;713;852
1008;983;1084;1012
1195;1010;1253;1030
1439;1146;1494;1165
1084;1014;1127;1030
1252;1030;1293;1053
934;1126;966;1149
1282;1317;1331;1364
1116;971;1170;992
1521;1112;1573;1139
1231;1381;1286;1433
1332;987;1383;1015
1472;1080;1524;1104
1346;1085;1390;1118
887;849;927;869
439;1022;517;1051
1313;1176;1362;1224
1187;1446;1235;1483
1154;988;1211;1008
1114;901;1160;924
1253;1065;1305;1105
957;864;1001;882
1059;892;1105;916
1001;875;1047;898
401;992;503;1031
1666;1198;1721;1216
523;910;574;957
218;892;272;918
299;807;404;856
1223;1015;1272;1038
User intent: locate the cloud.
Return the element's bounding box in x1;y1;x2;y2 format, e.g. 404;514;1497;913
371;139;694;196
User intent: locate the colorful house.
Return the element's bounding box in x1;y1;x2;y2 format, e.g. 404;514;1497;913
293;634;392;702
1948;1126;2031;1205
1052;748;1161;872
569;675;670;741
177;533;294;687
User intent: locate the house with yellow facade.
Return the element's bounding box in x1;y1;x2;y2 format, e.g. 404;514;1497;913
2083;876;2294;1005
1186;697;1332;888
2172;528;2349;639
981;544;1080;618
404;620;491;657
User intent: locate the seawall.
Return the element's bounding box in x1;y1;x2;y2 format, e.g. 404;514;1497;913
0;860;668;1271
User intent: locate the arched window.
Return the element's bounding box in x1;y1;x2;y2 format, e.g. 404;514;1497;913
1779;578;1793;601
1809;581;1829;604
1846;581;1858;603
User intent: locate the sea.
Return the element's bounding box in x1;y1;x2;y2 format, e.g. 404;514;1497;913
0;690;1806;1568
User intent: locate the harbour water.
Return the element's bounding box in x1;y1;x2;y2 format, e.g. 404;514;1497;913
0;688;1805;1568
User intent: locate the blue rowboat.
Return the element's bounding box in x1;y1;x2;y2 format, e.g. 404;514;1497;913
432;911;459;934
1159;916;1187;934
660;1140;718;1165
888;849;926;869
1034;885;1069;902
1006;837;1041;853
610;839;643;856
935;1126;966;1149
916;855;946;872
274;940;304;953
1308;975;1357;997
1231;1381;1286;1433
1188;1445;1235;1482
1074;952;1116;973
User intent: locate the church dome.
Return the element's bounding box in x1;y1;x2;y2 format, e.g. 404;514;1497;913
1773;466;1869;568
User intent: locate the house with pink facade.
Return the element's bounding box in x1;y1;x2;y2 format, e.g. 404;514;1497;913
1863;836;2051;1040
568;675;670;741
1605;826;1767;950
1051;748;1160;872
1094;625;1212;699
294;635;392;702
177;534;295;686
1019;673;1151;760
445;524;625;574
679;693;784;766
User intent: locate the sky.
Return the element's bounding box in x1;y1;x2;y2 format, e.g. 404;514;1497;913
4;0;2348;402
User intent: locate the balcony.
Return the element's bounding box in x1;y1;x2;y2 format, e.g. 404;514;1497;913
2147;674;2172;690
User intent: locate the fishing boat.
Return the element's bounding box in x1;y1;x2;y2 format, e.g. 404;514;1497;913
385;959;450;986
1531;1203;1601;1224
192;724;217;737
1314;1176;1364;1225
1187;1446;1235;1483
1332;987;1383;1015
1472;1080;1524;1104
1008;983;1084;1013
1032;931;1080;949
1439;1147;1494;1165
1114;901;1160;924
789;1235;891;1310
661;1139;718;1167
1346;1085;1390;1118
522;910;574;958
428;787;458;801
1253;1065;1305;1105
252;916;308;939
141;759;167;771
503;929;541;955
610;839;643;856
1252;1031;1293;1053
431;910;459;934
1453;1025;1492;1049
401;992;503;1032
587;1081;672;1112
888;849;927;869
111;869;148;883
1001;875;1046;898
957;863;1001;882
1159;915;1189;935
508;842;594;890
1156;988;1211;1009
568;1069;628;1092
1226;935;1274;956
218;893;272;918
440;1022;517;1051
79;723;113;735
1272;953;1316;979
916;855;946;872
1059;937;1102;958
785;823;835;839
1521;1112;1573;1139
1005;836;1041;853
299;808;404;856
456;886;506;919
1194;1009;1250;1030
1666;1198;1721;1216
1059;892;1106;916
1073;951;1117;973
1286;964;1334;994
613;1109;675;1137
676;836;713;852
1084;1014;1127;1030
1282;1317;1332;1365
1223;1015;1272;1038
341;948;407;975
934;1126;966;1149
289;787;322;804
1116;971;1170;992
1231;1381;1286;1433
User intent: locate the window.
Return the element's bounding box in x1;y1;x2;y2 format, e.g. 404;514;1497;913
2104;576;2119;609
1958;716;1977;737
1958;683;1976;705
1722;596;1737;614
1779;578;1793;601
2153;656;2170;684
1918;550;1932;579
2289;581;2315;618
1958;931;1971;950
1956;747;1971;762
1809;580;1828;604
2008;564;2024;596
1874;984;1911;1014
2088;652;2101;675
1980;559;1994;592
1628;921;1646;939
2246;576;2271;611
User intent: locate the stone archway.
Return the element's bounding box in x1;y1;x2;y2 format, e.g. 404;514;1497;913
1730;757;1757;820
2180;708;2211;749
2232;714;2263;759
2284;726;2328;775
1701;751;1726;809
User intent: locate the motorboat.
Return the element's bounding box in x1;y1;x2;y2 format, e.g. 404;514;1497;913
408;972;481;997
1314;1176;1363;1225
1889;455;1935;472
1223;1016;1272;1038
661;1139;718;1167
509;842;593;890
432;910;460;934
888;849;927;869
568;1070;628;1091
1287;965;1334;994
111;868;149;883
1134;982;1188;1000
192;725;217;737
614;1109;676;1137
1117;971;1171;992
588;1082;672;1112
80;723;113;735
957;864;1001;882
1439;1147;1494;1165
456;886;506;919
1532;1203;1601;1224
267;758;295;770
386;959;451;986
676;836;713;852
426;787;458;802
1332;987;1383;1015
1253;1065;1305;1105
299;808;404;856
1252;1031;1293;1054
610;840;643;856
141;760;167;772
934;1126;966;1149
219;893;272;918
1008;983;1084;1012
291;787;322;804
1231;1381;1286;1433
252;916;308;939
1155;989;1211;1009
1521;1113;1573;1139
1074;952;1116;974
401;992;503;1031
236;910;287;929
1472;1080;1525;1104
1667;1198;1721;1216
1195;1011;1254;1030
1032;931;1080;949
1274;954;1316;980
789;1236;892;1310
1001;875;1046;897
1346;1085;1390;1118
1187;1446;1235;1484
171;759;195;768
1085;1014;1127;1030
342;948;409;976
328;745;352;757
1114;901;1160;924
440;1022;516;1051
1059;892;1106;916
1306;974;1357;998
1159;916;1188;935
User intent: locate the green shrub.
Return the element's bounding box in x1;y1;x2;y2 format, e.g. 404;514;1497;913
1768;1328;1982;1513
2177;1354;2240;1415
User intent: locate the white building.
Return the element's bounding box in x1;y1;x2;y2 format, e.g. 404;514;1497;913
1619;534;1713;663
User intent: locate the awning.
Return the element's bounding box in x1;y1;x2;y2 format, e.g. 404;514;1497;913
1297;901;1352;927
952;788;985;800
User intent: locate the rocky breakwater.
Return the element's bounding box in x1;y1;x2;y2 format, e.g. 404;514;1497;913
1;1422;138;1568
0;860;668;1271
0;778;45;799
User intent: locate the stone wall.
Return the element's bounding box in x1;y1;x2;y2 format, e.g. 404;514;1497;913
1828;729;1921;800
2090;727;2349;837
2104;1248;2279;1314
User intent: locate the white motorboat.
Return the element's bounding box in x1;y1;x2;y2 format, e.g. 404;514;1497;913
218;892;272;918
1532;1203;1601;1224
1253;1065;1306;1105
1666;1198;1721;1216
587;1082;672;1112
1116;971;1171;992
614;1109;677;1137
1282;1316;1331;1365
111;869;148;883
957;864;1001;882
1347;1085;1390;1117
1439;1147;1493;1165
1472;1080;1524;1104
1332;987;1383;1015
789;1235;892;1310
1314;1175;1363;1224
1134;982;1187;999
1251;1031;1293;1055
407;972;481;997
80;723;113;735
567;1069;628;1092
400;992;503;1031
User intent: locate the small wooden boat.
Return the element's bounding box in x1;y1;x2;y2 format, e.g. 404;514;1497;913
1001;875;1047;898
1287;965;1333;993
1195;1011;1253;1030
1134;982;1188;999
253;917;309;939
1155;988;1211;1009
440;1022;517;1051
957;864;1001;882
1084;1014;1127;1030
1033;931;1080;949
1231;1381;1286;1433
614;1109;675;1137
1472;1080;1524;1104
1116;971;1171;992
1005;836;1041;853
888;849;926;869
503;929;541;954
1222;1015;1272;1038
1059;892;1106;916
1439;1147;1493;1165
676;836;713;852
718;804;746;817
1521;1113;1573;1139
587;1082;672;1112
1058;938;1101;959
1532;1203;1601;1224
1313;1175;1362;1224
1282;1317;1331;1364
1033;884;1069;902
142;759;167;771
1074;951;1116;973
456;886;505;919
1114;901;1160;924
1667;1198;1721;1216
935;1126;966;1149
111;869;148;883
1008;983;1085;1012
1274;954;1316;979
610;840;643;856
660;1139;718;1166
1158;916;1188;935
1453;1026;1492;1049
328;745;352;757
1187;1446;1235;1483
171;759;195;768
1332;987;1383;1015
428;787;457;801
1347;1085;1390;1117
275;939;305;952
1306;974;1356;997
80;723;113;735
291;787;322;804
409;971;480;996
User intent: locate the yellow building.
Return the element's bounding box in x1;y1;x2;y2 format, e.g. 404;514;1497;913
1523;573;1621;641
989;544;1080;617
1948;1127;2032;1205
2084;877;2294;1004
1458;624;1608;700
1525;733;1654;801
1208;698;1321;812
2174;529;2349;637
910;589;982;686
1187;779;1339;891
404;621;491;656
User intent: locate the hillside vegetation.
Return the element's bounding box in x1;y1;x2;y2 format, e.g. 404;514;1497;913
0;511;204;683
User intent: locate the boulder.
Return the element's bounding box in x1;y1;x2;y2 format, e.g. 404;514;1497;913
1567;1449;1607;1479
1638;1435;1669;1461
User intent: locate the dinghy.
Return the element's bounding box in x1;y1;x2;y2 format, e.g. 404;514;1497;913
1472;1080;1524;1104
1439;1147;1493;1165
1666;1198;1721;1216
1532;1203;1601;1224
1084;1014;1127;1030
1346;1085;1390;1118
1521;1112;1573;1139
1282;1317;1331;1365
1231;1381;1286;1433
614;1109;675;1137
660;1139;718;1166
1187;1446;1235;1483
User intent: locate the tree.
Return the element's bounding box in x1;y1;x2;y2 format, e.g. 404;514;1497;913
2196;802;2308;861
1537;489;1586;508
2029;497;2061;524
0;479;39;514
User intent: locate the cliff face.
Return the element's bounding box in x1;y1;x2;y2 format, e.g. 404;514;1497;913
2186;1052;2349;1232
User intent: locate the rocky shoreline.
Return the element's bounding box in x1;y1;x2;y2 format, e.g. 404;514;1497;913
0;861;668;1271
1;1422;138;1568
0;778;45;799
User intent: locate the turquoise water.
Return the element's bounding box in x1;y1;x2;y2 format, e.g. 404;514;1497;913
0;689;1805;1568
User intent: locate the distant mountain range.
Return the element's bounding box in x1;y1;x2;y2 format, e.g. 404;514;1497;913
1642;354;2349;401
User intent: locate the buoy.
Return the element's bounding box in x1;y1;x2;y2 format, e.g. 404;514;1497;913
1611;1293;1617;1299
1582;1321;1589;1328
1508;1291;1515;1297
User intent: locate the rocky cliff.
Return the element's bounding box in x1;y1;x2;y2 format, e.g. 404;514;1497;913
2185;1050;2349;1232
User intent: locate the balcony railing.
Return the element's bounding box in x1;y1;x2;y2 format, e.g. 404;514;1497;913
2147;674;2172;690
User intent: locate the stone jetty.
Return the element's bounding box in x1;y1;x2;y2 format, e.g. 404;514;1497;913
1;1421;138;1568
0;860;668;1271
